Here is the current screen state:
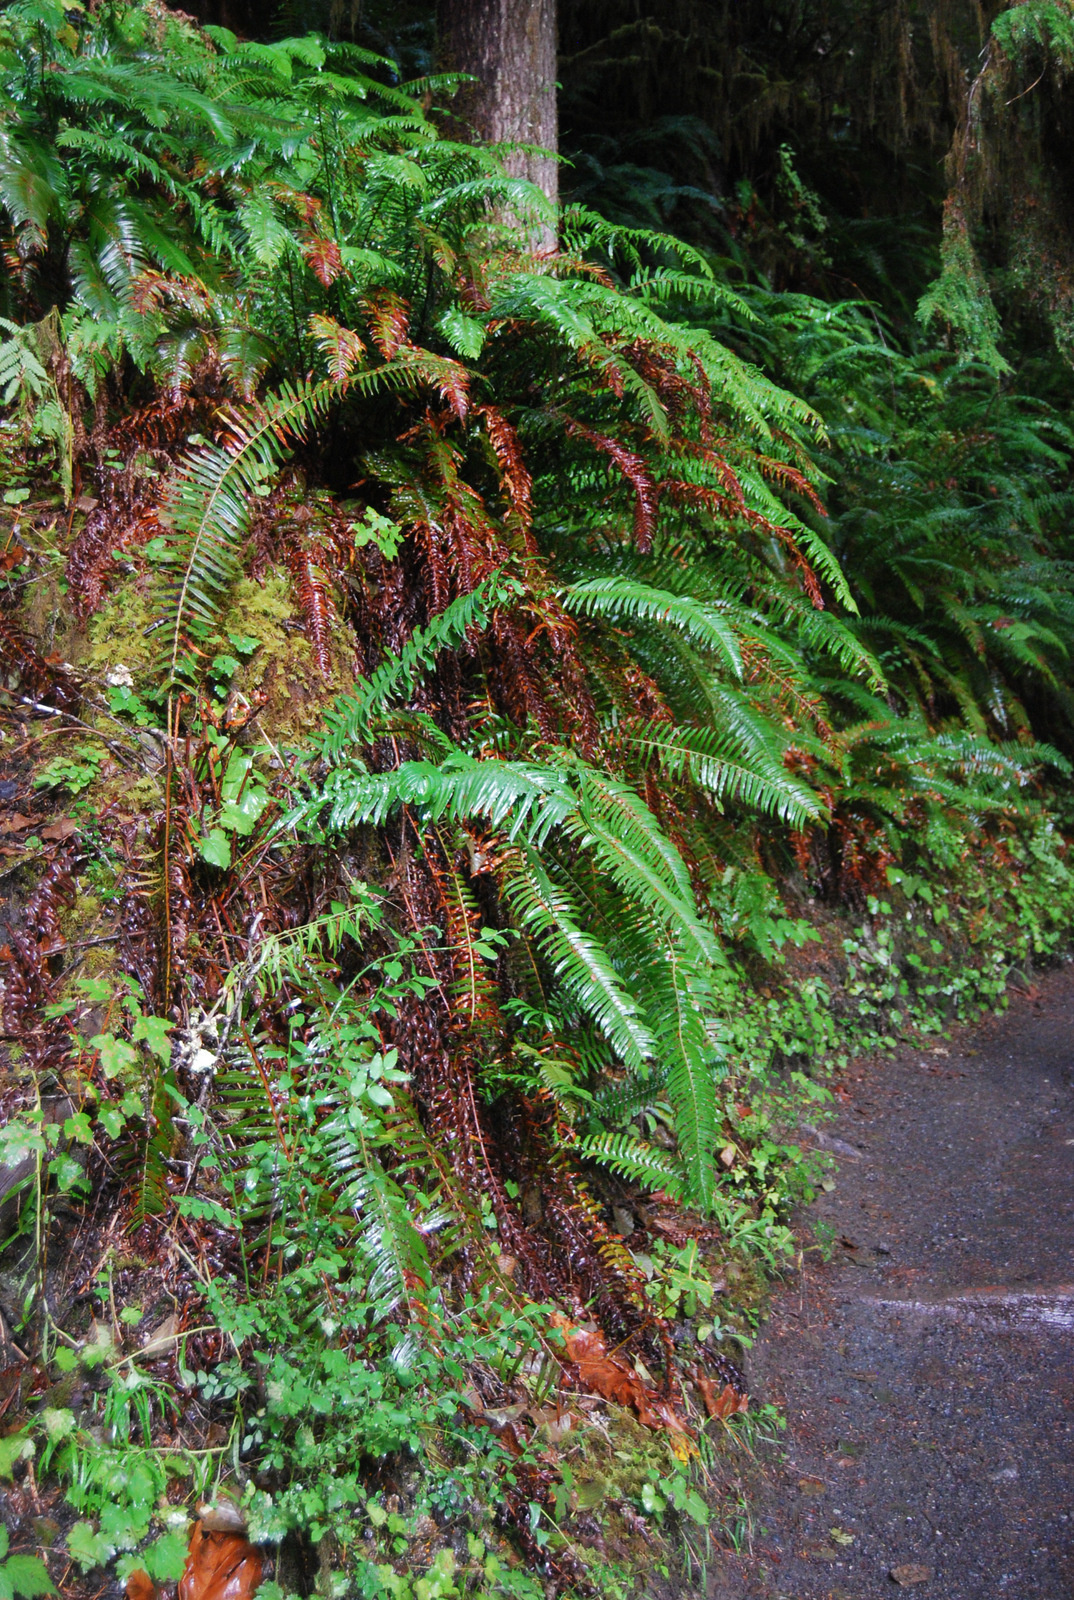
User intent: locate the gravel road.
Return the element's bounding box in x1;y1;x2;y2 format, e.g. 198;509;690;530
720;963;1074;1599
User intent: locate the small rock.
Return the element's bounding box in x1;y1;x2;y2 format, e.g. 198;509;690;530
196;1496;246;1533
801;1123;866;1160
891;1564;933;1586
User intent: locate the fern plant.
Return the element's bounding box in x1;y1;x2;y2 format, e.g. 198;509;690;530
6;0;1072;1456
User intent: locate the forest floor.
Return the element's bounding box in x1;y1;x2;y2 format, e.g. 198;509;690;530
709;963;1074;1600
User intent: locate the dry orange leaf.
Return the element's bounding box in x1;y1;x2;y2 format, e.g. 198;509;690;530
178;1521;263;1600
550;1314;692;1440
125;1571;157;1600
693;1368;749;1421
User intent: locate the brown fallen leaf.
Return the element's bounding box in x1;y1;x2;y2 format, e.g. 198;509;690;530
713;1381;749;1419
140;1313;179;1358
41;818;78;841
126;1571;157;1600
550;1313;692;1441
890;1564;933;1586
0;814;36;833
692;1367;749;1420
530;1404;575;1445
178;1521;263;1600
196;1497;247;1535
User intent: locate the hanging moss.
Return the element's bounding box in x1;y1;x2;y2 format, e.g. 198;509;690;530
917;197;1010;372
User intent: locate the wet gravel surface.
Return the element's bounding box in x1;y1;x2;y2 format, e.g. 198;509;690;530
730;966;1074;1599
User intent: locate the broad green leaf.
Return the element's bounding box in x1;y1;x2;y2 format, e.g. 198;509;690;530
199;828;232;869
131;1012;173;1063
40;1408;75;1443
65;1523;106;1572
0;1434;32;1481
143;1530;189;1582
90;1032;139;1080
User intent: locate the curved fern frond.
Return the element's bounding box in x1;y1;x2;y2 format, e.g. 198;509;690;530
576;1131;686;1201
156;378;340;688
562;574;743;677
321;572;525;758
627;720;824;825
504;848;656;1074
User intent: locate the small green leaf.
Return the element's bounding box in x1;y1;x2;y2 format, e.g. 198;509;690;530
0;1120;45;1164
219;787;268;836
199;828;232;869
131;1012;173;1063
142;1529;189;1582
65;1523;106;1571
175;1194;237;1229
1;1555;56;1598
75;976;113;1002
221;751;253;801
99;1501;150;1552
3;487;30;505
90;1032;139;1080
0;1432;32;1481
97;1103;128;1139
47;1154;85;1193
40;1408;75;1443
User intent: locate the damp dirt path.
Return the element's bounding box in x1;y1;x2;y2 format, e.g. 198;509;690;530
722;963;1074;1600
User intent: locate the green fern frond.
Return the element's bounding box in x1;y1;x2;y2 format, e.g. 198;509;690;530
321;573;524;758
504;848;656;1074
156;378;340;687
562;574;743;677
577;1130;686;1201
628;719;823;825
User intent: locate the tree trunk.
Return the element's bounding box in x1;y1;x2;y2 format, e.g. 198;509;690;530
436;0;558;225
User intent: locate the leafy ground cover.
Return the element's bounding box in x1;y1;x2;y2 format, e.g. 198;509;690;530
1;4;1074;1598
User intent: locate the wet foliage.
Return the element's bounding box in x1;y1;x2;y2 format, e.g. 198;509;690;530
1;2;1074;1598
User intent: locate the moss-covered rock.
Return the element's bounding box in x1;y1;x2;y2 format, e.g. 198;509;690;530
222;572;360;743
